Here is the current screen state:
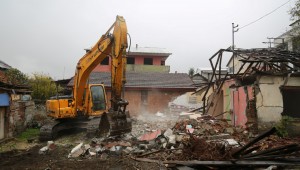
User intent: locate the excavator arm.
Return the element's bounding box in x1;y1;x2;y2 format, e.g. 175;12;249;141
73;15;128;115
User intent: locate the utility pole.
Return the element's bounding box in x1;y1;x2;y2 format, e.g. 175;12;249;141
232;23;239;50
232;23;239;74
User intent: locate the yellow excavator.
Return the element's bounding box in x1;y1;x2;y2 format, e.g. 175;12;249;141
39;16;132;140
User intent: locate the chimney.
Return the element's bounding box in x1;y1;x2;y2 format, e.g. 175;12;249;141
136;44;138;49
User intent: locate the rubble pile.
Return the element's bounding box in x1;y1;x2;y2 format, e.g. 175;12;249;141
173;115;249;141
178;137;232;161
37;112;300;168
60;113;249;161
132;114;245;161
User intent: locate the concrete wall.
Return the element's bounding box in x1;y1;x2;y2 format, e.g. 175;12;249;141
255;75;300;130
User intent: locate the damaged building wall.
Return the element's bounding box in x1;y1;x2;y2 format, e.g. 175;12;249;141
204;48;300;135
220;80;256;130
218;75;300;132
256;75;300;130
256;76;284;128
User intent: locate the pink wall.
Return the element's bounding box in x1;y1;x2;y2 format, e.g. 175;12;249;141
223;80;254;128
93;55;165;72
93;58;111;72
131;55;163;65
232;87;247;127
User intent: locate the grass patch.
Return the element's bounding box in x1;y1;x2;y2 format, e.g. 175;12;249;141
17;128;40;141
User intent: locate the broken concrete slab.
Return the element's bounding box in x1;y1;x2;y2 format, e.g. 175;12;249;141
224;139;239;146
189;114;202;120
68;143;84;158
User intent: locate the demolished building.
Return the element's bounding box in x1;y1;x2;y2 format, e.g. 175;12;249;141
198;48;300;135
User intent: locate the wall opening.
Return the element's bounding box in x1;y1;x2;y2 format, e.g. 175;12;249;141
281;86;300;118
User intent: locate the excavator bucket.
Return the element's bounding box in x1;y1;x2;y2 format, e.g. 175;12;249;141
98;110;132;137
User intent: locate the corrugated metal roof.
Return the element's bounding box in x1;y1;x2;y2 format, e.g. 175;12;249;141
68;72;195;90
128;47;172;56
0;60;12;69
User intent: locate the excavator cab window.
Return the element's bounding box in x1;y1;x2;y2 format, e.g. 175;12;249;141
90;85;106;111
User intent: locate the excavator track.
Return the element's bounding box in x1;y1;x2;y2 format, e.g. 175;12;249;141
39;113;132;141
39;121;60;141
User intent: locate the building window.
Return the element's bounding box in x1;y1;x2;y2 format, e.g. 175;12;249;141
100;56;109;65
161;60;165;66
127;57;135;64
144;58;153;65
141;91;148;104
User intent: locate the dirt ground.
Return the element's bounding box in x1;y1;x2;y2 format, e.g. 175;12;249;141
0;113;177;170
0;144;166;170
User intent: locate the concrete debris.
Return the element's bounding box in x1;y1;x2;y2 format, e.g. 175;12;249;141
89;150;96;156
155;111;166;118
189;114;202;120
38;146;49;155
83;144;90;151
224;139;239;146
68;143;84;158
39;141;56;154
163;128;176;144
47;141;55;150
122;147;134;154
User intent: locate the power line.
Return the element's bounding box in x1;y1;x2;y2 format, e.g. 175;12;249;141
240;0;292;30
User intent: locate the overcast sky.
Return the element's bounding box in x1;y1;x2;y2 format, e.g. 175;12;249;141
0;0;296;79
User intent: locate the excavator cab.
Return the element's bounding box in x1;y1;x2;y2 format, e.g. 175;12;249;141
84;84;108;116
90;85;106;111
